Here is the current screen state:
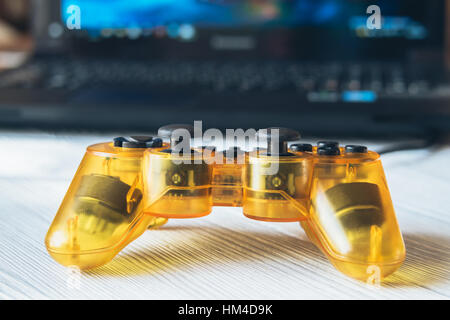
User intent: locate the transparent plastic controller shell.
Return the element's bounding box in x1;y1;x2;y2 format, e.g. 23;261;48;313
46;139;405;281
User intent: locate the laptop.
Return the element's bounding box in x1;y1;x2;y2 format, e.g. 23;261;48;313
0;0;448;137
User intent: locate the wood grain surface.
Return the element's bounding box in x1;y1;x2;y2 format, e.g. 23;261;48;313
0;132;448;299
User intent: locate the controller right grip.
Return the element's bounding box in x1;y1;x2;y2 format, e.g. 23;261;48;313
301;164;405;281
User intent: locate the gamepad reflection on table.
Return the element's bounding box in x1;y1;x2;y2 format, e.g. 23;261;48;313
45;124;405;281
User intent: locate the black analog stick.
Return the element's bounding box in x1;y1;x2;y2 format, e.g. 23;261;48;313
317;141;339;149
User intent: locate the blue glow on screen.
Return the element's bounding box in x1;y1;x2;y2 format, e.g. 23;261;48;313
62;0;346;29
342;91;377;103
61;0;427;41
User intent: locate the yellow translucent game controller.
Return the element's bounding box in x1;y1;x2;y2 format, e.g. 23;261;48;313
45;125;405;282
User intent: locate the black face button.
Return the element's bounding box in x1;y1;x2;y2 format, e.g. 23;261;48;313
345;145;368;154
317;146;341;156
317;141;339;149
113;136;163;148
290;143;313;153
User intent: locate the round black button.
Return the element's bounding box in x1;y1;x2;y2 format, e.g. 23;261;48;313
317;146;341;156
317;141;339;149
113;136;163;148
290;143;313;152
345;145;368;154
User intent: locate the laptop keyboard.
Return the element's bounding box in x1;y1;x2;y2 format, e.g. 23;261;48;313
0;58;446;100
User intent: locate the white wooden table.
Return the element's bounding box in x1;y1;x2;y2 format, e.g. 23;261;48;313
0;132;449;300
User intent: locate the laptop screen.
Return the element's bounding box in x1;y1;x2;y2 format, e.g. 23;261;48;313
60;0;444;60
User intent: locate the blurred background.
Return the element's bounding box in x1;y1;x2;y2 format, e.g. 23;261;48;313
1;1;450;301
0;0;449;138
